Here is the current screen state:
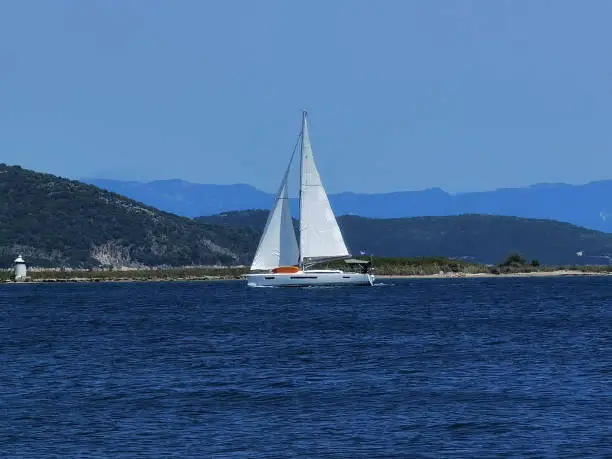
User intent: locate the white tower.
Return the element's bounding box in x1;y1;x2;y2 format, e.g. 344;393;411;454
14;255;27;280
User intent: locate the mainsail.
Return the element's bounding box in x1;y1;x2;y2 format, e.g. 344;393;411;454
298;112;350;264
250;159;299;270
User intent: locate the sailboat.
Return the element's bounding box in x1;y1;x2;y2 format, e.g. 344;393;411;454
246;111;375;287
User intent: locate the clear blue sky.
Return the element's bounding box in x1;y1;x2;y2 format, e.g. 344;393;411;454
1;0;611;193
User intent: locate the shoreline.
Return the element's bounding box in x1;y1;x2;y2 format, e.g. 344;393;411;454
2;269;610;284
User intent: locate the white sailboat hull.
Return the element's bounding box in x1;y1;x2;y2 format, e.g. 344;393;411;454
247;270;374;287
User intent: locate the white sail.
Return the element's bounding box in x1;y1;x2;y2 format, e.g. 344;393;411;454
250;164;299;270
299;112;350;263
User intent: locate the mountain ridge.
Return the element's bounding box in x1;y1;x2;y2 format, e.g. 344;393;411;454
0;164;610;268
84;178;612;232
196;210;612;266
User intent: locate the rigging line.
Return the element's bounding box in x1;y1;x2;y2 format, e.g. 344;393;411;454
274;123;303;201
285;123;303;178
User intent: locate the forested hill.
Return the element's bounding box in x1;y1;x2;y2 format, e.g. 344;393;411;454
196;210;612;265
2;163;610;268
0;164;258;267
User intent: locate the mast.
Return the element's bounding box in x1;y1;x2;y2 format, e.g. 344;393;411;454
298;110;307;270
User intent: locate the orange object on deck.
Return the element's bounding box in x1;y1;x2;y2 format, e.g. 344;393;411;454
272;266;300;274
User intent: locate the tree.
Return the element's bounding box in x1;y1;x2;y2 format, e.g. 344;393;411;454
501;253;526;266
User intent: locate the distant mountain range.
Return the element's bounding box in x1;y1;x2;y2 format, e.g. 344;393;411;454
84;178;612;232
84;179;273;219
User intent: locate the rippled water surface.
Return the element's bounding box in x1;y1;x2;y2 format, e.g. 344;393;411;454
1;277;611;458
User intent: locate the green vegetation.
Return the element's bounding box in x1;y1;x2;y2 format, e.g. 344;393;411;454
0;164;258;268
490;253;536;274
322;256;489;275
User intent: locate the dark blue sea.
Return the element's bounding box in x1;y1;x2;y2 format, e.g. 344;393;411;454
1;277;610;458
